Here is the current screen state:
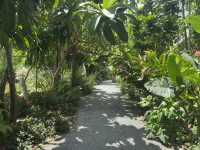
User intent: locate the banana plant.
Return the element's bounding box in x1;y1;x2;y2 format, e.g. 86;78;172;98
143;51;200;98
0;0;56;122
43;0;130;87
186;15;200;33
79;0;129;44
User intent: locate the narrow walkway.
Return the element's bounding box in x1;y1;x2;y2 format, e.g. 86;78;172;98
43;81;170;150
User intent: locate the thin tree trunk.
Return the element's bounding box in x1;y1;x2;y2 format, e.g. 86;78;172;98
71;55;76;87
5;41;17;123
35;67;38;92
53;46;60;88
0;68;8;114
19;75;28;100
24;66;33;81
71;47;78;87
187;0;191;50
182;0;189;50
53;43;63;88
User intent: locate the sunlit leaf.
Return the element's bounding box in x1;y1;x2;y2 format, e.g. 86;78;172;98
94;16;104;32
167;54;182;85
181;52;197;68
115;7;127;16
103;0;118;9
102;9;115;19
102;24;115;44
145;78;175;98
110;19;128;42
186;15;200;33
53;0;60;9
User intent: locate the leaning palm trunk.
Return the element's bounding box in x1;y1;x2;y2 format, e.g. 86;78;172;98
5;42;16;123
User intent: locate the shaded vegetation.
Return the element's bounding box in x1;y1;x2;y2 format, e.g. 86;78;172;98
0;0;200;149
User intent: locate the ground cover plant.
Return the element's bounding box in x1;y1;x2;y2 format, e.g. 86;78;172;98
0;0;200;149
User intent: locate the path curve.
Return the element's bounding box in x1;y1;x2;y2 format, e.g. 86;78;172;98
43;81;171;150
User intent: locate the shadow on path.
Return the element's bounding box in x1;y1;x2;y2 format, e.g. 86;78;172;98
43;81;170;150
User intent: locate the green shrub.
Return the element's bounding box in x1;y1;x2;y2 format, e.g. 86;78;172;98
141;51;200;146
16;116;56;149
146;98;192;145
16;103;74;149
127;85;137;99
29;92;66;111
80;75;96;95
118;80;128;94
54;114;70;133
138;95;158;109
15;84;80;149
69;68;96;95
95;67;111;82
0;110;13;147
190;143;200;150
57;80;72;96
65;87;81;111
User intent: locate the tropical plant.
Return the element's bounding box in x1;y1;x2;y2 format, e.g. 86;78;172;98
0;110;12;146
187;15;200;33
140;50;200;145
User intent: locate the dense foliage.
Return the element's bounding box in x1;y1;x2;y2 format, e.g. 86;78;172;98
0;0;200;149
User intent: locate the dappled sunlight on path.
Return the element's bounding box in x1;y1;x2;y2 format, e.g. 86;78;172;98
43;81;171;150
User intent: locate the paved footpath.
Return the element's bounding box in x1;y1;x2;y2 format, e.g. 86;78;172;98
43;81;171;150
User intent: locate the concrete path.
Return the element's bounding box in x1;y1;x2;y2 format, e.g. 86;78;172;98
43;81;171;150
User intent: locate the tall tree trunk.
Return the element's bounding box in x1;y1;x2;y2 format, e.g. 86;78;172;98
0;69;7;101
182;0;189;50
53;43;64;88
53;45;60;88
187;0;191;51
71;47;78;87
5;42;17;123
35;66;38;92
0;68;8;117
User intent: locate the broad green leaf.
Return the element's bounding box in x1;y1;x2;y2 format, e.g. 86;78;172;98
94;16;104;32
102;9;115;19
14;33;30;50
115;7;127;16
0;0;15;35
17;0;37;29
79;2;101;11
181;52;197;68
182;68;200;84
110;19;128;42
145;78;175;98
186;16;200;33
167;54;182;85
14;34;24;50
167;53;200;85
102;24;115;44
24;37;30;49
53;0;60;9
103;0;118;9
